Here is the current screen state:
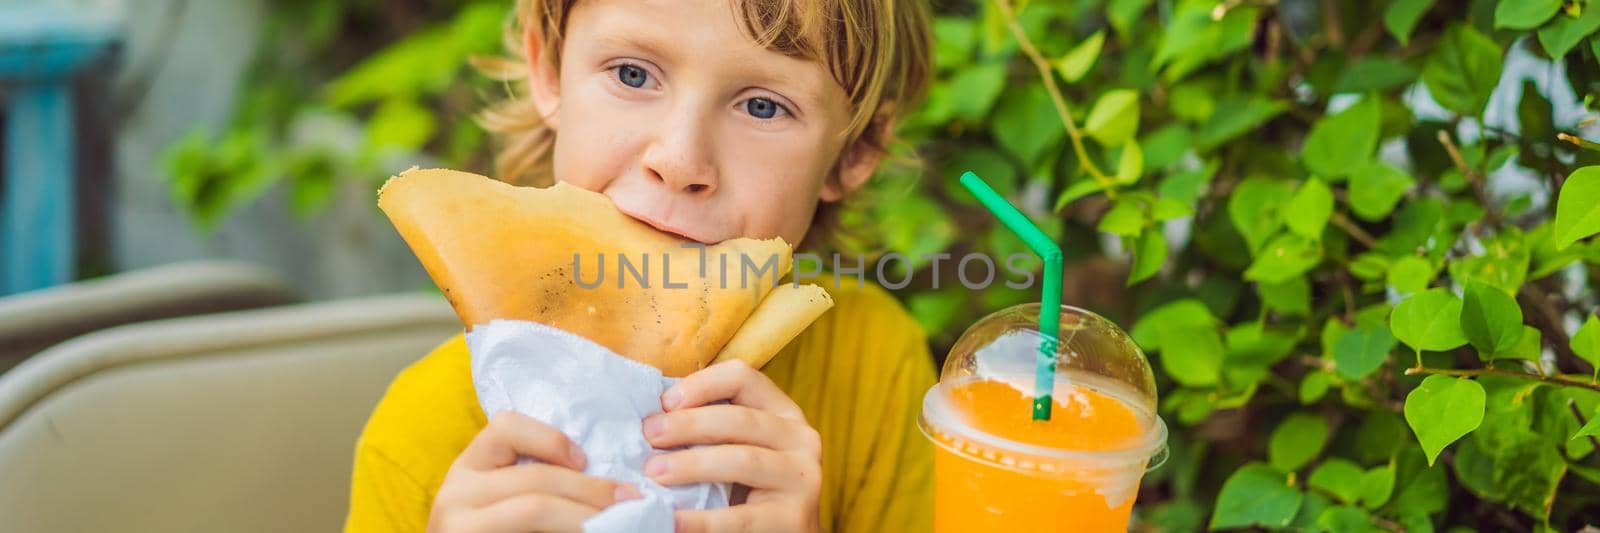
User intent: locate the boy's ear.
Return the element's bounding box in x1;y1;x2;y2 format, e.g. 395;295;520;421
820;103;897;202
523;23;562;129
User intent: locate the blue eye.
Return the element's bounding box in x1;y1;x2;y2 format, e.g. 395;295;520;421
746;98;781;119
616;64;648;88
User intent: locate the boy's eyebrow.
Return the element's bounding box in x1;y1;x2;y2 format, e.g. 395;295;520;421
595;33;674;64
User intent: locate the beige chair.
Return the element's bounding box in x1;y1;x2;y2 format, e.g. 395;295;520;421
0;292;461;532
0;261;300;373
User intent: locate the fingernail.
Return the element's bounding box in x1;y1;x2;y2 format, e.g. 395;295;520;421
662;388;683;410
569;446;587;470
645;456;669;477
614;483;641;501
642;415;665;439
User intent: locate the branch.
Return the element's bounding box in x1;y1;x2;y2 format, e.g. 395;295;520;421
1437;130;1503;227
1321;0;1345;49
990;0;1117;194
1516;283;1583;368
1404;366;1600;393
1559;132;1600;152
1329;212;1379;248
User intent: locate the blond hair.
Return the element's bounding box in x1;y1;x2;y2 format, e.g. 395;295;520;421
474;0;932;252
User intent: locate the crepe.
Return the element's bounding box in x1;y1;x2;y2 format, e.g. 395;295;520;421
378;168;833;376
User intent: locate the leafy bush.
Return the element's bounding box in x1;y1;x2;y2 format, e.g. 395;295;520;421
166;0;1600;530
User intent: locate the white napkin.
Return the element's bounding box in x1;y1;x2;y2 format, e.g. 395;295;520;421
467;319;731;532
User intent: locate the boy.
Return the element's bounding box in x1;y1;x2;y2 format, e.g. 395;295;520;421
347;0;934;531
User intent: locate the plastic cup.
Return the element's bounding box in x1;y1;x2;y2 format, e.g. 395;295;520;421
918;303;1168;532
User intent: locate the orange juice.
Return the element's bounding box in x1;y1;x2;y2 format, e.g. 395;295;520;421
920;376;1163;532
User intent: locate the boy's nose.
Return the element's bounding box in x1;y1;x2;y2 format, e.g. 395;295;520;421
640;109;718;195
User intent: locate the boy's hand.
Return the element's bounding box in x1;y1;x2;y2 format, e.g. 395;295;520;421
430;412;641;533
642;360;822;533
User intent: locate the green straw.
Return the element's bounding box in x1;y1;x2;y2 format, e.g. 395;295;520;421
958;171;1063;421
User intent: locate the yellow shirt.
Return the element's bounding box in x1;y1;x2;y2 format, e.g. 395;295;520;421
345;282;936;532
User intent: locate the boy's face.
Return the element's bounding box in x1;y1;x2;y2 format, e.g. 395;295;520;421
524;0;880;246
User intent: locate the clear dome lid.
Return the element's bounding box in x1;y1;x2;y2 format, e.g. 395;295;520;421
940;303;1158;408
922;303;1167;475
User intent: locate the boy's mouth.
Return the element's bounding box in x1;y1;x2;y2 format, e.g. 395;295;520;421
616;206;717;244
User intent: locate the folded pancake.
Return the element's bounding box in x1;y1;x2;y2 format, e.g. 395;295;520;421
378;167;832;376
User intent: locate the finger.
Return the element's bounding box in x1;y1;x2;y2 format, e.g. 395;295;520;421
463;463;640;510
459;411;586;471
676;504;813;533
642;404;819;455
466;493;598;533
665;360;805;422
646;445;818;491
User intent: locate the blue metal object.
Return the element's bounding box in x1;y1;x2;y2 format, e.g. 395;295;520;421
0;6;119;294
3;84;75;293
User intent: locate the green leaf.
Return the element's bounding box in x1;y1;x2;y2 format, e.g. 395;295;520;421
1228;178;1293;253
1244;234;1324;284
1448;229;1531;294
1349;252;1392;281
1496;325;1543;362
1386;255;1433;297
1518;80;1554;142
1054;179;1107;211
1223;323;1301;386
1259;277;1311;317
1392;446;1449;517
948;62;1010;122
1269;413;1330;472
1335;325;1398;379
991;84;1066;166
1331;57;1419;94
1127;228;1168;285
1142;125;1194;171
907;291;966;336
1452;416;1568;520
1131;299;1214;349
1116;141;1144;185
1211;463;1303;530
1098;199;1144;236
1055;31;1104;83
1085;89;1141;146
1405;375;1488;465
1385;0;1435;46
932;17;975;70
1196;97;1287;150
368;97;437;151
1576;407;1600;441
1286;178;1333;239
1317;506;1383;532
1537;3;1600;58
1390;288;1470;353
1570;314;1600;372
1151;197;1194;222
1494;0;1562;30
1377;198;1444;257
1460;281;1524;355
1309;458;1365;503
1353;411;1409;465
1359;463;1396;508
1422;24;1505;117
1552;166;1600;249
1106;0;1152;37
1157;320;1223;387
1303;98;1382;178
1349;162;1416;221
1301;371;1332;404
